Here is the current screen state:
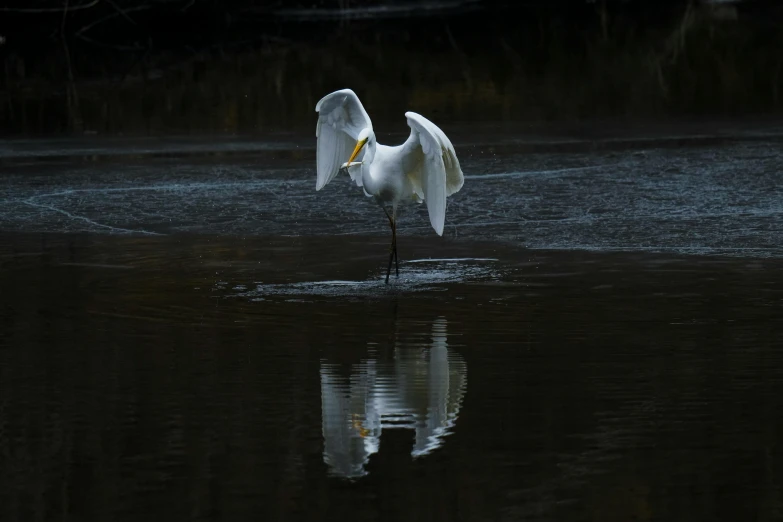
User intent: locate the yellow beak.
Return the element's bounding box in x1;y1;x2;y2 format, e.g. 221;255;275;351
347;138;367;164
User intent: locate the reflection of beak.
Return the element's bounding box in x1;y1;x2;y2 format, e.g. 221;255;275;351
352;413;370;438
347;138;367;164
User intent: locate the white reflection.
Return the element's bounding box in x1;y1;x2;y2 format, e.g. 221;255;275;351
320;317;467;479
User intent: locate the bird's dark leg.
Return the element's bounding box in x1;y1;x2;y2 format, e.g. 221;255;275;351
383;206;395;284
392;206;399;278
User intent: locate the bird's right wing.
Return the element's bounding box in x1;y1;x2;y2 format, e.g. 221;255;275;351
402;112;464;236
315;89;373;190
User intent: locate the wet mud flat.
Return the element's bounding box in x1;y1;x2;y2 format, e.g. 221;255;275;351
2;123;782;257
1;124;783;521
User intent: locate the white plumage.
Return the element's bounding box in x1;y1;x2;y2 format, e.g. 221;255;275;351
314;89;464;283
315;88;372;191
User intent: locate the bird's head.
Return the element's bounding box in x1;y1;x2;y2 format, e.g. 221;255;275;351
347;127;373;164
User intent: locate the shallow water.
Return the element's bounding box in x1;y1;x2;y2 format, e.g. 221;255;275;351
1;127;783;521
2;126;782;257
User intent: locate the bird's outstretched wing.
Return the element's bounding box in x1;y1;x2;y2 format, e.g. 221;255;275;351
315;89;372;190
401;112;464;236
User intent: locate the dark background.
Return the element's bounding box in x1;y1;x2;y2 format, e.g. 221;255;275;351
1;0;782;135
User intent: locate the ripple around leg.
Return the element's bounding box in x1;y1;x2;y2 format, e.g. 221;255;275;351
222;258;502;300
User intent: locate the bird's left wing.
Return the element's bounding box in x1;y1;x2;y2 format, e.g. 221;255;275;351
315;89;373;190
402;112;464;236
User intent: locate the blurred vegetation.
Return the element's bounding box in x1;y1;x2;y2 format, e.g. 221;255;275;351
0;0;782;135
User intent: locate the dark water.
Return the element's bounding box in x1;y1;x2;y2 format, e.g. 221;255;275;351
1;127;783;521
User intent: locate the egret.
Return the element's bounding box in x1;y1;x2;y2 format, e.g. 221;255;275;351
314;88;465;284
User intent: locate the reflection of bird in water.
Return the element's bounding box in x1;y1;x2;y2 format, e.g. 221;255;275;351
314;88;465;283
319;317;467;479
352;413;371;438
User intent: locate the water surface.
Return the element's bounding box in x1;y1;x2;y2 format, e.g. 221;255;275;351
1;127;783;521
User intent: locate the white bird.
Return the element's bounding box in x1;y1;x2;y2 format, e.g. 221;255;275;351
314;88;464;283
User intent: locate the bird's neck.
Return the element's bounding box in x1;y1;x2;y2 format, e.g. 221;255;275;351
363;141;377;164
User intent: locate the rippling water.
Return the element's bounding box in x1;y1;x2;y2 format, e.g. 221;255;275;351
1;231;782;521
2;128;783;257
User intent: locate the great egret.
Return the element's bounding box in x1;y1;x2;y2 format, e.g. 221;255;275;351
314;88;465;284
